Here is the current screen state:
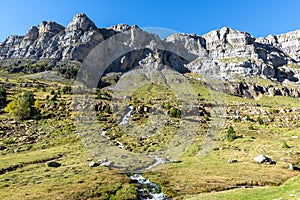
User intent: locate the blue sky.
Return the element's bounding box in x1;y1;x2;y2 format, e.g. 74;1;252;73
1;0;300;41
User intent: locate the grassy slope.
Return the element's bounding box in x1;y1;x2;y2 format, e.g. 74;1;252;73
0;70;300;199
187;175;300;200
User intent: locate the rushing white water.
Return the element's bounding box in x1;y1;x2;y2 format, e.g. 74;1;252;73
146;156;170;170
117;141;125;149
130;174;167;200
119;105;134;125
105;105;168;199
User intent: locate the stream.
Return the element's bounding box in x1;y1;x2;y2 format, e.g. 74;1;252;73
130;174;168;200
119;105;134;125
119;105;169;199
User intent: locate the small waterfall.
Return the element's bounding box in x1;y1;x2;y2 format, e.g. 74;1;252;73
119;105;134;125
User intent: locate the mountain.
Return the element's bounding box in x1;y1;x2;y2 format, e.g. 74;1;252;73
1;13;300;84
0;14;135;61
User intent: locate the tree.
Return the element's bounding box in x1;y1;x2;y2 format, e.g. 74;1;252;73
4;91;38;120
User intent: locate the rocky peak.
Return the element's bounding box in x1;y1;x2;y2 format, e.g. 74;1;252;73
108;24;138;32
24;26;39;40
256;35;278;46
203;27;255;50
66;13;96;32
165;33;207;57
38;21;64;35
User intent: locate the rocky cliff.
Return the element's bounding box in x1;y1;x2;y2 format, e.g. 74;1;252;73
0;14;136;62
1;13;300;85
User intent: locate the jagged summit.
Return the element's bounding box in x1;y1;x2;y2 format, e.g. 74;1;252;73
66;13;97;31
108;23;139;32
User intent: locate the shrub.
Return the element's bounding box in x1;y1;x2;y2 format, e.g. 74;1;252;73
246;115;251;121
165;102;171;110
169;107;181;118
226;125;237;141
248;124;254;130
51;94;58;101
257;117;264;125
103;105;110;113
61;85;72;94
132;98;139;105
233;117;241;122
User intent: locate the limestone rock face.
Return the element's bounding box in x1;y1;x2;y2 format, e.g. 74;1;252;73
1;13;300;83
66;13;97;32
0;14;131;61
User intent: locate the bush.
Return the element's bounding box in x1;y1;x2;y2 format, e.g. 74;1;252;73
103;105;110;113
246;115;251;121
4;91;38;120
169;107;181;118
233;117;241;122
248;124;254;130
51;94;58;101
257;117;264;125
62;85;72;94
226;125;237;141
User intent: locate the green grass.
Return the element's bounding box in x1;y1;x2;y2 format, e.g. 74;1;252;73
0;141;137;200
1;68;300;199
187;175;300;200
218;57;250;64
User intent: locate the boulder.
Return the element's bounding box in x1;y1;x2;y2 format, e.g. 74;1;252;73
100;161;114;167
288;163;300;171
254;154;276;164
88;161;99;167
228;159;238;163
46;161;61;168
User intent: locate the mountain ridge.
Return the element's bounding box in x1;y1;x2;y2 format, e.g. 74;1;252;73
1;13;300;84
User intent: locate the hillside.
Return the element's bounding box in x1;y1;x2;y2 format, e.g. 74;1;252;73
0;14;300;200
